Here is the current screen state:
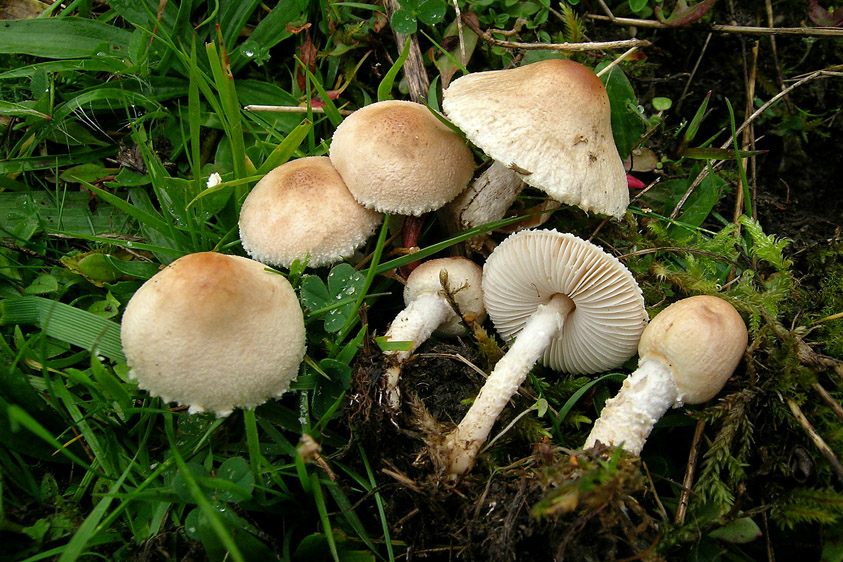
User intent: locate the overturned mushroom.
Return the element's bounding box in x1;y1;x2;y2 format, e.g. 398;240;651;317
382;257;485;409
443;229;647;478
120;252;306;417
584;295;747;455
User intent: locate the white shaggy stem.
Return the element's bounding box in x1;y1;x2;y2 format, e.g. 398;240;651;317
584;355;680;455
446;294;574;477
383;292;456;409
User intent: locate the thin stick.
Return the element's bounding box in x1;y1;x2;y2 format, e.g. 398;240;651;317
676;32;711;113
587;13;843;37
787;397;843;480
734;39;759;224
674;419;706;525
461;15;650;51
765;0;792;114
452;0;466;66
386;0;430;104
243;104;355;116
595;47;639;78
812;382;843;421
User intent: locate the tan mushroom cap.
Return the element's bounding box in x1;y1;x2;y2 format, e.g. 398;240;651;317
329;100;475;215
403;257;486;337
442;59;629;218
239;156;382;268
638;295;747;404
482;229;648;374
120;252;306;417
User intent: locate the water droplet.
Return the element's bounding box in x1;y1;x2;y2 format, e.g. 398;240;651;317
244;50;254;57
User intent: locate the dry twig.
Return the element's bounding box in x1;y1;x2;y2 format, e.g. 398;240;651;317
786;397;843;480
461;14;650;51
588;13;843;37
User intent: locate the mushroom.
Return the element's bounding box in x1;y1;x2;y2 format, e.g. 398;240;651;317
382;257;485;409
441;59;629;219
584;295;747;455
239;156;382;268
444;229;648;477
120;252;306;417
329;100;475;216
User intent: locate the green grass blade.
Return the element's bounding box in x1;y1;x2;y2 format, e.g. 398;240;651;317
5;405;102;474
229;2;307;71
83;182;173;241
557;373;626;422
331;215;391;354
0;101;52;120
310;472;340;562
369;213;540;276
164;414;247;562
56;454;136;562
0;296;125;363
0;18;131;59
256;119;313;175
357;444;394;561
0;146;115;175
297;61;343;128
206;31;250;201
726;98;753;218
218;0;262;49
377;38;412;102
0;59;131;80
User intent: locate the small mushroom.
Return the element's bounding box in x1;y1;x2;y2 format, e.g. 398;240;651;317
584;295;747;455
382;257;485;409
329;100;475;216
120;252;306;417
442;59;629;218
443;229;648;478
239;156;382;268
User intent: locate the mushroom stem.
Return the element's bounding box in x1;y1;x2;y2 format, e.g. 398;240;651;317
583;356;680;455
445;293;575;477
383;292;457;408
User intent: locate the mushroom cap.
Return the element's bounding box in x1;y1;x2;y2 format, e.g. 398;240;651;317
329;100;475;215
239;156;382;268
638;295;747;404
404;257;486;337
442;59;629;218
120;252;306;417
482;229;647;374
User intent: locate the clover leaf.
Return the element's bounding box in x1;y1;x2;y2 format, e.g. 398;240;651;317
391;0;447;34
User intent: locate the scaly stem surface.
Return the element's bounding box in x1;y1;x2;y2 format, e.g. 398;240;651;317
383;292;455;409
583;354;679;455
445;294;574;477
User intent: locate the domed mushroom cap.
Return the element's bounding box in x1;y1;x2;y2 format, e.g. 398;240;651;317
442;59;629;218
403;257;485;337
483;229;647;374
329;100;475;215
638;295;747;404
239;156;382;268
120;252;306;417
